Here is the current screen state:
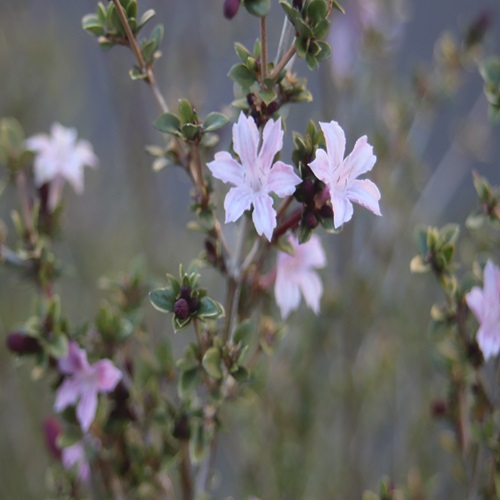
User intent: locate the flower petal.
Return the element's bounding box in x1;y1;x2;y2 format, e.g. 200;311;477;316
207;152;244;186
224;186;253;223
59;342;89;375
54;378;81;412
477;325;500;360
466;287;484;324
93;360;122;392
77;388;98;432
297;234;327;269
274;274;301;319
297;270;323;314
331;191;353;228
347;179;381;216
343;135;376;178
252;194;277;241
308;148;332;184
258;117;283;171
267;161;301;197
232;112;259;169
319;121;346;168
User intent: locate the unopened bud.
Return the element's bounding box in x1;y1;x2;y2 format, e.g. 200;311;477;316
6;332;41;355
189;297;199;313
304;210;318;229
319;204;334;219
173;414;191;440
180;285;191;300
430;399;448;418
300;178;315;203
266;101;279;115
43;416;62;460
293;0;304;10
174;298;190;320
223;0;240;19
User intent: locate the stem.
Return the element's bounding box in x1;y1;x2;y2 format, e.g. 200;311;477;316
269;43;296;81
272;206;303;242
180;441;193;500
260;16;268;81
15;171;36;247
276;195;293;222
112;0;169;113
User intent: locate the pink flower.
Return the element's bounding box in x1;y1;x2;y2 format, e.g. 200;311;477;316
26;123;98;211
61;442;91;483
54;342;121;432
466;260;500;360
308;121;381;229
207;112;301;241
274;235;326;318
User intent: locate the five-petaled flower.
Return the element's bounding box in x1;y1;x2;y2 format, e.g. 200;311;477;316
207;112;301;241
26;123;98;211
54;341;122;432
466;260;500;360
308;121;381;229
274;234;326;319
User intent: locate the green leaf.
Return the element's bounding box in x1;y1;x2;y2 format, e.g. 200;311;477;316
166;274;181;296
137;9;156;32
258;87;277;106
141;39;156;64
129;66;147;80
243;0;271;17
295;37;309;59
306;0;328;25
82;14;105;36
178;99;196;124
203;112;229;133
234;42;252;63
331;0;345;14
276;237;296;256
154;113;181;135
233;319;254;347
126;0;138;20
228;64;257;88
46;334;68;359
231;366;249;382
97;3;107;25
316;40;332;61
202;347;223;379
298;222;313;243
178;368;200;400
150;24;164;51
439;224;460;246
305;52;319;70
149;288;176;313
181;124;201;141
279;1;302;25
197;296;224;319
314;18;330;40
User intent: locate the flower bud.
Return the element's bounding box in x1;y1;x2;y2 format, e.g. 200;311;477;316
43;416;62;460
430;399;448;419
180;285;191;300
319;204;334;219
174;298;190;320
303;210;318;229
299;178;315;203
173;413;191;440
6;332;41;355
188;297;199;313
266;101;279;115
293;0;304;10
223;0;240;19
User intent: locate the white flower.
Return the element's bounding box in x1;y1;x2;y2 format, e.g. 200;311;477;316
274;234;326;318
26;123;98;210
207;112;301;241
466;260;500;360
308;120;381;228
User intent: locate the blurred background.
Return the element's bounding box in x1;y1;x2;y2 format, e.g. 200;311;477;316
1;0;500;498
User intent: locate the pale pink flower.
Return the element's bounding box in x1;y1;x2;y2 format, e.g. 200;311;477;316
207;112;301;241
26;123;98;211
308;121;381;229
61;442;91;483
54;342;121;432
466;260;500;360
274;235;326;319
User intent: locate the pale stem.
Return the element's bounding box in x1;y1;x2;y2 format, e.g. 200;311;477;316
260;16;268;81
269;43;297;81
15;170;36;247
275;16;296;64
111;0;169;113
180;441;193;500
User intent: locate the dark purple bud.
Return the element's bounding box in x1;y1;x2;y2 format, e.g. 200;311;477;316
293;0;303;10
43;417;62;460
266;101;279;115
246;93;256;106
301;178;315;202
223;0;240;19
466;340;484;368
6;332;41;355
430;400;448;418
465;10;493;47
319;204;334;219
180;285;191;300
111;381;130;403
303;210;318;229
174;298;190;320
189;297;199;313
173;414;191;440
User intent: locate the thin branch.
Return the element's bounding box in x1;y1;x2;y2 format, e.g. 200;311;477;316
269;43;296;81
260;16;268;81
180;441;194;500
15;171;36;247
111;0;169;113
